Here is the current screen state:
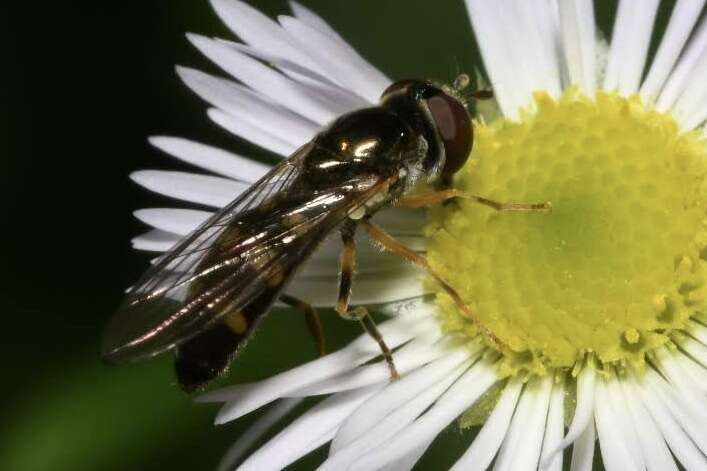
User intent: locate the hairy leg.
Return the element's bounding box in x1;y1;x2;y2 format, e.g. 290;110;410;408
336;221;399;380
280;293;326;356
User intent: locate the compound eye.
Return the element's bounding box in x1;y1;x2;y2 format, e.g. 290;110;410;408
426;93;472;178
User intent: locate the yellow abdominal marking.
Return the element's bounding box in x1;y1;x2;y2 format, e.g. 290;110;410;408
426;88;707;376
225;310;248;335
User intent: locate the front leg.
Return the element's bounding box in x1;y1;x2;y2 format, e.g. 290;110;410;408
395;188;551;211
336;220;399;380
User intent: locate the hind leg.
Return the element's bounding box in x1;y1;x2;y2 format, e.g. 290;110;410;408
280;293;325;356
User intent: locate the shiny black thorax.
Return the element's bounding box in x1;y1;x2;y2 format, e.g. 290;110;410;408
302;108;417;195
298;93;443;208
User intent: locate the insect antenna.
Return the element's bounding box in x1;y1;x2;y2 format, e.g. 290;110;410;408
441;71;493;109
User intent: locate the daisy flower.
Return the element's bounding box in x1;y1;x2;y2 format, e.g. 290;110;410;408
131;0;707;470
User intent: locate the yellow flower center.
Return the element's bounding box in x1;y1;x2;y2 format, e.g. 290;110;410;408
427;88;707;376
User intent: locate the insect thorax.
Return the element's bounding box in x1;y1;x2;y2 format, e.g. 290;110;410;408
305;108;419;185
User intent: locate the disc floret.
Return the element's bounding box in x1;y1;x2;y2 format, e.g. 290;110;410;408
427;88;707;376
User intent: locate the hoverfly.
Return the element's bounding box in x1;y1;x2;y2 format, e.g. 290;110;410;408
102;76;540;392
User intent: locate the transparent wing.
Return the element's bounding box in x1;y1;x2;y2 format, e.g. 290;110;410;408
128;143;310;303
102;142;388;363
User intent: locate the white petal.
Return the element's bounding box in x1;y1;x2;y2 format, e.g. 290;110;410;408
297;79;373;114
278;16;391;104
376;297;431;317
149;136;270;181
286;228;428;307
296;232;423;277
656;18;707;112
217;39;371;108
688;319;707;345
657;362;707;429
130;170;246;207
618;375;678;471
593;378;640;471
320;361;470;471
286;269;428;308
218;398;303;471
380;442;431;471
217;40;369;112
466;0;556;118
374;208;425;237
653;346;706;398
288;1;339;38
131;229;179;252
604;371;644;469
475;0;561;102
494;376;553;471
288;428;337;469
557;0;596;94
514;0;563;97
188;34;341;125
298;230;425;269
331;344;475;453
289;333;446;397
296;251;418;279
451;376;524;471
177;66;318;147
547;359;596;457
675;334;707;368
349;359;498;470
220;39;334;85
134;208;211;236
639;0;706;102
540;378;566;471
206;108;296;157
669;37;707;129
676;76;707;131
202;311;436;423
676;350;707;393
645;370;707;455
594;32;611;86
603;0;659;95
209;0;324;76
629;370;707;470
569;418;595;471
238;386;380;471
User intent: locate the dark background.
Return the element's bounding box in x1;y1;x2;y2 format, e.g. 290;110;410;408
0;1;672;469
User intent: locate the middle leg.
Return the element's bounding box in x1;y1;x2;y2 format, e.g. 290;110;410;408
336;220;400;380
360;219;501;348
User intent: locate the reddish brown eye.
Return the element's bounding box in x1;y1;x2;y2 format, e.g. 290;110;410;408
426;94;472;179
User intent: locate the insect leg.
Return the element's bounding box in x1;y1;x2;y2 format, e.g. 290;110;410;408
336;221;357;316
280;293;326;356
360;219;502;348
350;306;400;380
336;221;400;380
450;74;493;100
470;89;494;100
395;188;551;211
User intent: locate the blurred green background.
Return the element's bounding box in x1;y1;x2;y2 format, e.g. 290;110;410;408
0;1;678;469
